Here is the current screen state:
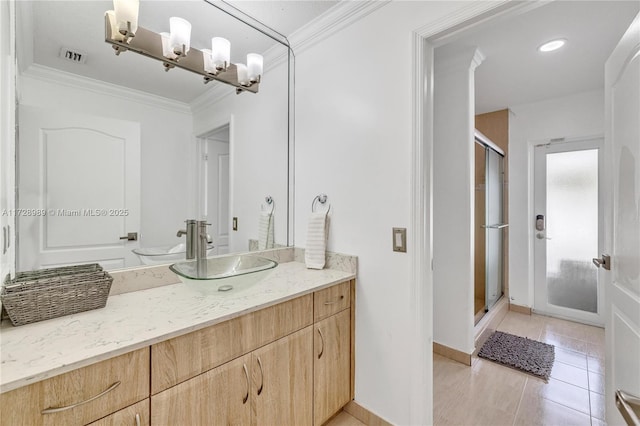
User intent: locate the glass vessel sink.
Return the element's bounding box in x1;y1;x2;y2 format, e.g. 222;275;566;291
132;243;214;265
169;254;278;294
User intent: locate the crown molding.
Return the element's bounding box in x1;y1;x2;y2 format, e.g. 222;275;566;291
190;0;391;114
288;0;390;54
21;64;192;115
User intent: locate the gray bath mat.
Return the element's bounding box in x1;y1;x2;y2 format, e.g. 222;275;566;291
478;331;555;381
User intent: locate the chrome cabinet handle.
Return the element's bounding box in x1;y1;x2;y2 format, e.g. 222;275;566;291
616;389;640;426
256;357;264;396
41;381;121;414
135;413;141;426
242;363;249;404
317;328;325;359
324;295;344;305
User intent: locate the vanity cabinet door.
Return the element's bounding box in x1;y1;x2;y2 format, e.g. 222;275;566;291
251;326;313;426
313;309;351;426
150;354;251;426
0;348;149;426
314;281;351;322
87;399;149;426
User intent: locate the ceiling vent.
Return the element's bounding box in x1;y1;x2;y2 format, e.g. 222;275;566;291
59;47;87;64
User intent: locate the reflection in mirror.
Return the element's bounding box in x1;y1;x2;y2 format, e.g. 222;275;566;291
15;0;292;272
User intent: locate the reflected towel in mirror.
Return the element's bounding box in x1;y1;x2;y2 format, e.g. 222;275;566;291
305;211;329;269
258;211;274;250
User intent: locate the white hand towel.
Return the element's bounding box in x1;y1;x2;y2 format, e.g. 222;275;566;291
305;211;329;269
258;211;274;250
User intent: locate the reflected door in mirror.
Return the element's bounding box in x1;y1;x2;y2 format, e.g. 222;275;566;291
18;106;141;271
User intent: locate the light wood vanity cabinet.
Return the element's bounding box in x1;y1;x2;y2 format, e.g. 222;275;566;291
151;294;314;394
251;326;314;425
313;309;351;426
151;327;314;426
0;347;149;426
87;400;150;426
0;280;354;426
150;355;252;425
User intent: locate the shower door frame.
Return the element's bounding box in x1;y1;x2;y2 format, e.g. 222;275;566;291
475;131;507;320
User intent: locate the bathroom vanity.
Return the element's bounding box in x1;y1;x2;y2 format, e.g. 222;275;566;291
0;255;355;426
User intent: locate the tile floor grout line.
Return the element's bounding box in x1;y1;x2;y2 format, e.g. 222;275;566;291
512;376;529;426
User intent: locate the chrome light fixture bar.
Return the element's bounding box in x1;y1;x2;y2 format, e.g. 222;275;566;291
104;11;261;94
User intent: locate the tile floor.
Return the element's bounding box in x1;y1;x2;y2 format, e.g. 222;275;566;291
434;311;606;426
327;311;605;426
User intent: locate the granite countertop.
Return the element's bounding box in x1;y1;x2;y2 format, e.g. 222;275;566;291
0;261;354;394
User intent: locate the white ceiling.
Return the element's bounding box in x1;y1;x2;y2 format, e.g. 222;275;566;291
19;0;338;103
437;1;640;114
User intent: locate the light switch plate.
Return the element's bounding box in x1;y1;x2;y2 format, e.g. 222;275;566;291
232;217;238;231
392;228;407;253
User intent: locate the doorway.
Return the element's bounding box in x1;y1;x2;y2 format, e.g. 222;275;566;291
533;137;604;325
198;125;230;255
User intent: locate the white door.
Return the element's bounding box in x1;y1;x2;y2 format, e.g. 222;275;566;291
18;106;141;271
200;136;230;255
603;13;640;426
534;137;604;325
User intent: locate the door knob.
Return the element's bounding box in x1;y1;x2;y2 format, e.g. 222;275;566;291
119;232;138;241
592;254;611;270
536;233;552;240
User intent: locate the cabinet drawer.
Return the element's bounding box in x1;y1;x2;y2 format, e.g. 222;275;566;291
314;281;351;321
0;348;149;426
151;294;313;394
88;399;149;426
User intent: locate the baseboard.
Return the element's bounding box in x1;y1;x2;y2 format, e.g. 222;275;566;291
509;303;532;315
343;401;393;426
433;342;472;366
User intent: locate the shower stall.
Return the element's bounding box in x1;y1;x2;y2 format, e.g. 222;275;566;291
474;131;507;324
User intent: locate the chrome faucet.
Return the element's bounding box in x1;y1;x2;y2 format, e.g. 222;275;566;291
177;219;212;261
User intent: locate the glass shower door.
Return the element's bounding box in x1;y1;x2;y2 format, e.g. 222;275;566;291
485;149;505;310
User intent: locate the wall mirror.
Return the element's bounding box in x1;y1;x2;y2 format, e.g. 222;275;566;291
14;0;293;272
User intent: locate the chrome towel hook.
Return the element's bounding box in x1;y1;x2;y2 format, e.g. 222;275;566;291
312;194;330;213
264;196;274;214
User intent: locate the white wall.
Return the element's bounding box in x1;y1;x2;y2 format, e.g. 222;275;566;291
292;2;474;424
192;53;289;253
508;89;605;307
432;46;483;355
18;71;194;252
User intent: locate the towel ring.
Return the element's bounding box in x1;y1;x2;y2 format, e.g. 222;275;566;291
312;194;331;214
263;196;275;214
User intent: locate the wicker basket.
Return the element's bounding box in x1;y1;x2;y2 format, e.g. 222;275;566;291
1;264;113;326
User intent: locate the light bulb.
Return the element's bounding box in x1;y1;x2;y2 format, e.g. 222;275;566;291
202;49;217;74
236;63;249;86
113;0;139;36
161;32;178;60
211;37;230;70
247;53;263;83
169;17;191;56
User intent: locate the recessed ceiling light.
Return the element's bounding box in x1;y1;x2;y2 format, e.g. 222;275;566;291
538;39;567;53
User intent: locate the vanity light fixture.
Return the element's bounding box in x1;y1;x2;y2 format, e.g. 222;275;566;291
104;0;262;94
538;38;567;53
